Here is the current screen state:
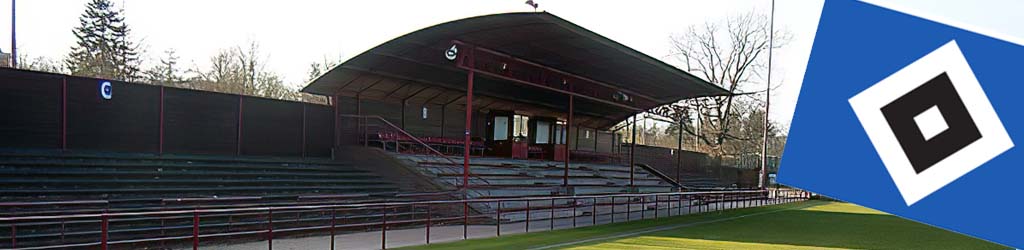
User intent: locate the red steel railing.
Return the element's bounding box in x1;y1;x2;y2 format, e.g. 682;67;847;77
0;189;811;250
341;114;492;188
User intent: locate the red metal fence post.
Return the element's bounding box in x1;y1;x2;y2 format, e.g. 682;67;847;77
302;103;307;158
610;197;616;223
654;195;659;219
382;206;388;249
159;86;165;155
237;95;244;156
426;205;432;244
267;208;273;250
641;196;646;219
525;200;531;232
61;77;67;151
572;198;577;228
626;196;632;221
549;198;555;231
677;194;683;216
495;201;501;237
463;201;468;239
101;215;109;250
331;208;337;250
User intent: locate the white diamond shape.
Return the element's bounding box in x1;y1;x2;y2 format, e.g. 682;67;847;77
914;105;948;141
848;40;1013;206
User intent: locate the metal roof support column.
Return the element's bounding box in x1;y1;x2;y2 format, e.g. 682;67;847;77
677;119;683;188
462;46;475;195
564;95;573;187
630;114;637;189
333;95;339;150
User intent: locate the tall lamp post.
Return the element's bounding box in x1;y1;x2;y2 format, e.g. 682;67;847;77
10;0;16;68
759;0;775;189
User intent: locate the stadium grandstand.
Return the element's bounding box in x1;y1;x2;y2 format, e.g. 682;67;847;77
0;12;800;249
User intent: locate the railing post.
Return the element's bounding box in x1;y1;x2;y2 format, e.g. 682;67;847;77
641;196;646;220
101;215;109;250
193;210;200;250
463;201;468;239
549;198;555;231
426;205;432;244
626;196;631;221
495;201;501;237
331;209;337;250
572;198;577;228
720;194;725;213
267;208;273;250
592;197;597;226
654;195;659;219
382;206;388;249
688;194;694;215
641;196;647;219
610;197;616;223
525;200;531;232
677;194;683;216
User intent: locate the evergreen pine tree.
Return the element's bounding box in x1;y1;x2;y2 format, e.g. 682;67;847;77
65;0;141;81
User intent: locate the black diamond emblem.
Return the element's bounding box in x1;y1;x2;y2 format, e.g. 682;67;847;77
881;72;982;174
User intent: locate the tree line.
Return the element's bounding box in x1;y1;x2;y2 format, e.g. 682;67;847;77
618;11;790;168
16;0;335;104
16;0;787;162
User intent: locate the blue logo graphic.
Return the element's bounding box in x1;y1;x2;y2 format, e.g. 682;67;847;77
100;81;113;100
780;1;1022;247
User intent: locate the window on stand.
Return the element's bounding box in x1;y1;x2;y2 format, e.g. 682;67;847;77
554;121;567;144
536;120;551;144
513;114;529;141
494;116;509;141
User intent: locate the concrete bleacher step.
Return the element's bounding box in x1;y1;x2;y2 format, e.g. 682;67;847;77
0;152;403;204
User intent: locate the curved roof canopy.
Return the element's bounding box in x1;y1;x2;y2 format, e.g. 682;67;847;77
303;12;729;129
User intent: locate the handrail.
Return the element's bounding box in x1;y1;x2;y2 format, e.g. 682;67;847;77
0;189;810;250
0;190;774;221
339;114;458;165
634;163;684;189
339;114;493;188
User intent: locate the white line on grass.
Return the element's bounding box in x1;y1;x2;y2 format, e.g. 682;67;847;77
527;202;821;250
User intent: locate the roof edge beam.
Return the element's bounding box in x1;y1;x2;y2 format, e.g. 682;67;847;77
452;40;661;107
452;40;644;112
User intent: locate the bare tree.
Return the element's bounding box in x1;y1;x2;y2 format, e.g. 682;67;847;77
301;55;346;104
17;54;66;74
189;41;300;101
144;49;185;87
649;11;789;156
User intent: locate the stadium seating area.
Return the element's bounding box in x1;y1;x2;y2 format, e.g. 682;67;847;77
0;150;460;249
0;151;410;211
393;154;684;222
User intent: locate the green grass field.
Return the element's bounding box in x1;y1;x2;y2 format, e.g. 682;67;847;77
399;200;1006;250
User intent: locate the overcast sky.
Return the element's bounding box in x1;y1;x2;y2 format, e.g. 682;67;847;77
0;0;827;128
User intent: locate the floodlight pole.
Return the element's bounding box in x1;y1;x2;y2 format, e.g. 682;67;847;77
10;0;16;68
759;0;776;189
